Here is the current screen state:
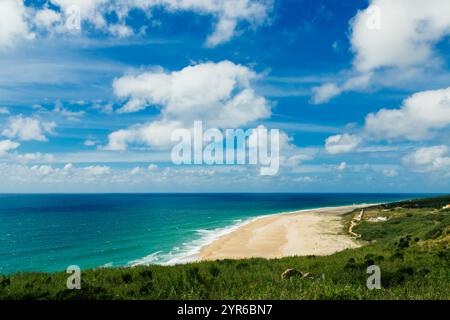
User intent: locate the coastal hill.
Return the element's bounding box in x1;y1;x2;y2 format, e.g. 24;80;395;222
0;195;449;300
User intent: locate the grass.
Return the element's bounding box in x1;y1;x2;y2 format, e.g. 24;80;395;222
1;195;449;300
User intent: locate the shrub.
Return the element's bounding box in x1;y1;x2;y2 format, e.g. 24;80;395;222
390;252;404;261
208;265;220;277
121;273;133;284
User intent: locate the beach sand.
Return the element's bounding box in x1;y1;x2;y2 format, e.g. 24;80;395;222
200;204;370;261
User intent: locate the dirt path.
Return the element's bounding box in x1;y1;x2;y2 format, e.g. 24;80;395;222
348;209;364;238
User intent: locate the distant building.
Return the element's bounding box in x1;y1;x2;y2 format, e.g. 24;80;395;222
368;217;388;222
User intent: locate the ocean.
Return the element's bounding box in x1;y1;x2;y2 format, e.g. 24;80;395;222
0;193;433;274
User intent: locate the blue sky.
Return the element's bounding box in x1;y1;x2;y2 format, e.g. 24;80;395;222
0;0;449;193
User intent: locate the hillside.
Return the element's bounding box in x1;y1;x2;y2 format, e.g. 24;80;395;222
1;195;449;300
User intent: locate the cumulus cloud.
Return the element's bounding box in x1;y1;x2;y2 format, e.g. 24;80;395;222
403;145;450;172
30;164;54;176
2;115;56;141
0;139;20;156
83;165;111;175
0;0;271;48
108;24;133;38
0;162;268;192
0;0;34;49
364;87;450;141
34;7;62;30
351;0;450;72
27;163;111;180
312;0;450;103
325;87;450;155
113;61;270;125
325;134;361;154
200;0;270;46
46;0;271;46
49;0;108;29
106;61;272;150
104;120;183;151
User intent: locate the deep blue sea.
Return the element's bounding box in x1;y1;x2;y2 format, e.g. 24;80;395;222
0;193;434;274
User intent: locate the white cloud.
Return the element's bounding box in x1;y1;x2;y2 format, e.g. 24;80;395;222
130;166;141;175
382;169;398;177
337;162;347;171
48;0;271;46
0;0;34;49
49;0;108;29
293;176;315;183
364;87;450;140
403;145;450;172
0;139;20;156
312;0;450;103
83;165;111;175
2;115;56;141
148;163;158;171
342;73;373;90
107;61;272;151
34;8;62;29
0;0;271;49
53;101;85;120
311;83;341;104
351;0;450;72
29;163;111;179
31;164;54;175
84;140;97;147
113;61;270;127
325;134;361;154
285;154;314;167
104;120;182;151
15;152;54;163
311;73;373;104
324;87;450;158
199;0;270;46
0;107;10;115
91;103;113;114
0;163;256;192
206;17;237;47
108;24;133;38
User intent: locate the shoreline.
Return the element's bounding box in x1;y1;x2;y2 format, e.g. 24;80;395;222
158;202;382;265
128;202;386;267
198;203;376;261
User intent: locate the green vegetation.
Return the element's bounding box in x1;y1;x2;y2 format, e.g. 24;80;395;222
1;195;449;300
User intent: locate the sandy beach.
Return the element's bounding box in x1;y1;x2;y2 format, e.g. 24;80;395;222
200;204;371;261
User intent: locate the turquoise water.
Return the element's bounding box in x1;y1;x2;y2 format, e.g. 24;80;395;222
0;193;432;274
